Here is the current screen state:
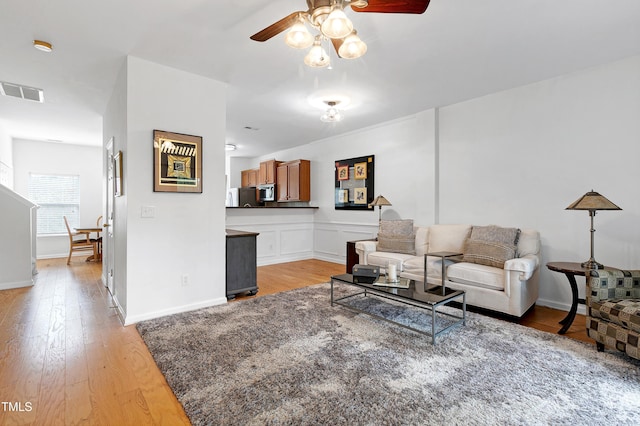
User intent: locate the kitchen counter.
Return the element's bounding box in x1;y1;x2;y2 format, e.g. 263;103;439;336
225;229;260;237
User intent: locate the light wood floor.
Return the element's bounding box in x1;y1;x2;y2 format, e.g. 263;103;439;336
0;258;590;425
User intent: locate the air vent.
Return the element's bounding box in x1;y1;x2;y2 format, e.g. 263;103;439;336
0;81;44;103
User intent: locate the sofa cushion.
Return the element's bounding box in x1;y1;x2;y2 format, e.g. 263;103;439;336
403;255;457;279
428;224;471;253
415;227;429;256
517;229;541;257
447;262;505;291
367;251;415;271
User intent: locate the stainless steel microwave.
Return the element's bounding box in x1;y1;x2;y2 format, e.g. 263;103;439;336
258;184;276;202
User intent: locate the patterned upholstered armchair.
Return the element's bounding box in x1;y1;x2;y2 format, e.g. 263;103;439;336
586;269;640;360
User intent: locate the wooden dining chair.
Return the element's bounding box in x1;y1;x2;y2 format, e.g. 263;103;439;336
63;216;97;265
96;215;103;260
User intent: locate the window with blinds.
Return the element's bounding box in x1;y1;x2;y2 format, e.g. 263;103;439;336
28;174;80;235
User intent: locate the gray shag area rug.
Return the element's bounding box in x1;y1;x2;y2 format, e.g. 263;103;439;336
136;283;640;425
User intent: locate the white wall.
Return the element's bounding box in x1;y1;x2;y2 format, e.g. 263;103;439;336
103;58;128;313
229;54;640;313
438;54;640;311
104;56;227;324
12;139;102;258
0;123;14;188
0;185;37;289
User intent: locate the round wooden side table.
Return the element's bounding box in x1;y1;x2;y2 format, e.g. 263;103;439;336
546;261;616;334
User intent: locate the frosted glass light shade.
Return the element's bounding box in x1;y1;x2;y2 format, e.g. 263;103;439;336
338;31;367;59
321;8;353;39
320;106;343;122
285;21;314;49
304;40;330;68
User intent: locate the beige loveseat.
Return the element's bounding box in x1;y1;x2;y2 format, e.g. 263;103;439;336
355;222;541;317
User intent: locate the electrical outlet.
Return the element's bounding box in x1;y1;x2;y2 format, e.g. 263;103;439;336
181;274;189;287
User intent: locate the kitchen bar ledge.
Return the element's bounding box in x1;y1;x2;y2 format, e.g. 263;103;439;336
226;206;319;209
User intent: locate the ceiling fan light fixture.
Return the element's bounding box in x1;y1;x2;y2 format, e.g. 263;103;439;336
304;37;331;68
320;101;344;122
350;0;369;8
338;31;367;59
321;6;353;39
285;17;314;49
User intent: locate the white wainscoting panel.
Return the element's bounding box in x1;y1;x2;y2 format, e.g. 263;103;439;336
313;222;378;264
226;210;379;267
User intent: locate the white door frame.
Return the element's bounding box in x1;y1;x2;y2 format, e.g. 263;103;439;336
105;137;115;295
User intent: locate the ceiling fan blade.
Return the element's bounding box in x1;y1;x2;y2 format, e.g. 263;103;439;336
250;11;305;42
350;0;430;14
330;38;344;58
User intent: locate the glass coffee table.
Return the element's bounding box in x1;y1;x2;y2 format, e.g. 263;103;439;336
330;273;466;344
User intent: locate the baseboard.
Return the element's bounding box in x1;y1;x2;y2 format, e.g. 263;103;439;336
37;253;90;260
536;297;586;316
257;253;315;266
312;253;345;266
0;279;34;291
123;297;228;325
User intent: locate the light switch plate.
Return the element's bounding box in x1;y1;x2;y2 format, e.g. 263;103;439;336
141;205;155;218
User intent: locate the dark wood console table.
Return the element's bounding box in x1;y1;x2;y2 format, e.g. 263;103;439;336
346;239;375;274
226;229;259;300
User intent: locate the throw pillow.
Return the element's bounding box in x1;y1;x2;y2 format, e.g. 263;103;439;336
379;219;414;236
377;219;416;255
377;233;416;255
469;225;520;245
463;239;517;268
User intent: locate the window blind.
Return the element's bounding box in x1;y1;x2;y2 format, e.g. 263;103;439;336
28;174;80;234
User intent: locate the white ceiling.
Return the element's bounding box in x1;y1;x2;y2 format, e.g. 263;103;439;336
1;0;639;158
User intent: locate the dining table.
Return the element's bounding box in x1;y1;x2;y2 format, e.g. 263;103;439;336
74;226;102;262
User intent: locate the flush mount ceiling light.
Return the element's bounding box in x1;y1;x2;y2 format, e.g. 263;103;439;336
250;0;430;67
33;40;53;52
225;143;237;151
320;100;344;122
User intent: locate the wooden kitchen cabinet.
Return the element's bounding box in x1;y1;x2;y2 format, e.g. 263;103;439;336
277;159;310;202
258;160;281;184
241;168;259;187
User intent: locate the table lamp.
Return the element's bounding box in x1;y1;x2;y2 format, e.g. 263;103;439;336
565;190;621;269
369;195;391;223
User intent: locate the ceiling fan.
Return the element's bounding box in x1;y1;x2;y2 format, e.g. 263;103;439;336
250;0;431;66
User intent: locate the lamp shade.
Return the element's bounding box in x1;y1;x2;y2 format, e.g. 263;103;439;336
369;195;392;207
565;190;621;211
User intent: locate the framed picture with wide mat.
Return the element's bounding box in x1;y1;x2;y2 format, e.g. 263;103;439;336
153;129;203;193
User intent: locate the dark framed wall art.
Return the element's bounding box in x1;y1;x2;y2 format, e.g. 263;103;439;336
114;150;123;197
335;155;374;210
153;130;203;193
